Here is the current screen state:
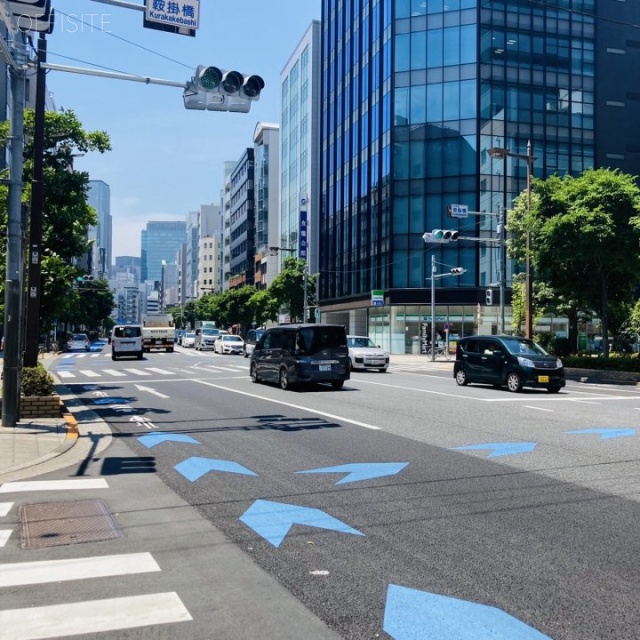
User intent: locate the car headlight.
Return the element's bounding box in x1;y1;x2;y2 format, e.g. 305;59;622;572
556;358;563;368
517;356;535;368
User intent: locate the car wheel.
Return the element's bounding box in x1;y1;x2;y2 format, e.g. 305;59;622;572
331;380;345;390
379;368;387;373
250;362;259;383
111;353;117;361
137;353;143;360
455;369;469;386
506;372;523;392
279;367;291;390
547;386;561;393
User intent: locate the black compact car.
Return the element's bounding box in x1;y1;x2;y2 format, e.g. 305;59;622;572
453;335;565;393
249;324;350;390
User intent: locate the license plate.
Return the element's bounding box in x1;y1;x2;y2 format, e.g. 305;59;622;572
154;339;162;344
319;364;331;372
538;375;549;383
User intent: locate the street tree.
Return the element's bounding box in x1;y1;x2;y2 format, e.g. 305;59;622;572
269;257;317;323
508;168;640;356
0;108;111;333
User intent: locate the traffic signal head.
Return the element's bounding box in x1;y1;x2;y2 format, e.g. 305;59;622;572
185;66;265;112
485;289;493;305
431;229;460;243
450;267;465;275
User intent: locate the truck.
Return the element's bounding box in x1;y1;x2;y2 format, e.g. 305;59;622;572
141;313;175;353
194;320;227;351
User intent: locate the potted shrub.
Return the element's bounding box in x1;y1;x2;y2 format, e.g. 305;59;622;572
20;364;61;418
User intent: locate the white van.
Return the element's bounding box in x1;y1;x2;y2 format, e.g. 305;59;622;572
111;325;143;361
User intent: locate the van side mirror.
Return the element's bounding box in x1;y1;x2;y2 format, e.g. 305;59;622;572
254;343;262;352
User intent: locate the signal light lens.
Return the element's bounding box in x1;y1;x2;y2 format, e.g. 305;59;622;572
222;71;243;94
199;66;222;91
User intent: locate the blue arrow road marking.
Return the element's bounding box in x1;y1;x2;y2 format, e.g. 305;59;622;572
175;457;258;482
137;433;201;448
92;397;131;405
296;462;408;485
565;428;636;440
383;584;551;640
240;499;365;548
450;442;537;458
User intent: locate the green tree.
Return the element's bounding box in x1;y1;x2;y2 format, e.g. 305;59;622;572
508;168;640;356
0;108;111;334
248;289;280;328
68;278;115;335
269;257;317;322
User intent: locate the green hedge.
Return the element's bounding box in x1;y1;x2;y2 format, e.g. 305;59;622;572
563;353;640;372
21;364;55;396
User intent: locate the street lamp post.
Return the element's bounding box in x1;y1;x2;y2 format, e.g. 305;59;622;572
488;141;536;338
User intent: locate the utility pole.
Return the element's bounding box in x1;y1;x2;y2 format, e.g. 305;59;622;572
2;33;28;427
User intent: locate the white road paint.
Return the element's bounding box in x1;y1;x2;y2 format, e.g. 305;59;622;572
0;479;109;494
194;379;381;430
0;530;11;547
102;369;126;377
0;553;160;588
56;371;75;379
123;368;151;376
0;502;13;516
0;592;192;639
134;384;170;399
145;367;174;375
79;370;101;378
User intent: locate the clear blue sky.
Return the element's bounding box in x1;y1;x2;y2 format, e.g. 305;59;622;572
47;0;320;258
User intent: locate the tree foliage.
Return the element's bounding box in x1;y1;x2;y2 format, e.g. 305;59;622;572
508;168;640;355
269;257;317;323
0;108;111;334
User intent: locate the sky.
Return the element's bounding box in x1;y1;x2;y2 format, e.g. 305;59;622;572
45;0;320;258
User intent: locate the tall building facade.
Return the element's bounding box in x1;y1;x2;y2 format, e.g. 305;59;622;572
140;221;187;284
280;21;322;277
87;180;112;278
319;0;640;353
228;149;255;288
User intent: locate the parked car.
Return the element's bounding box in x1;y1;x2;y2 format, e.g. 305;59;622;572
181;332;196;348
214;334;245;355
346;335;389;372
195;328;227;350
250;324;350;390
111;325;143;361
453;335;565;393
67;333;90;352
243;328;265;358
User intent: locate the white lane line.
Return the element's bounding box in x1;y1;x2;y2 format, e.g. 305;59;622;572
202;365;242;372
194;379;381;430
0;479;109;494
146;367;173;375
0;530;11;547
60;354;74;359
524;405;554;412
102;369;126;377
0;592;192;639
568;400;601;405
0;552;160;588
78;370;101;378
0;502;13;517
57;371;76;379
123;368;151;376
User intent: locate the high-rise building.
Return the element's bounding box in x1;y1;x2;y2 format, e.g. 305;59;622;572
319;0;640;353
88;180;112;278
280;21;321;278
228;149;255;288
140;221;187;284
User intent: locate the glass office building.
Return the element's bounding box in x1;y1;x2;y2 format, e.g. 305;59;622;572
319;0;638;353
140;221;187;285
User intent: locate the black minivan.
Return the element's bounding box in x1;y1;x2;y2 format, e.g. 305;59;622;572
453;335;565;393
250;324;350;390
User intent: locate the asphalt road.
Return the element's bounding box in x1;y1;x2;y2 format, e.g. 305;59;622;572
6;346;640;639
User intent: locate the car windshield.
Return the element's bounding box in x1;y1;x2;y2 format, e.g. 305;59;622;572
203;329;219;336
502;338;548;356
185;333;195;338
72;334;87;341
348;337;376;348
225;336;243;342
298;326;346;353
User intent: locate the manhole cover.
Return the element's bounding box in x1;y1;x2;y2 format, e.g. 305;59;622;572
20;499;121;549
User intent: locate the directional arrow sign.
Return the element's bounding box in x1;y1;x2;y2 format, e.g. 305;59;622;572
296;462;408;485
450;442;537;458
138;433;201;448
384;584;551;640
565;428;636;440
135;384;170;399
175;457;258;482
240;499;365;548
93;397;131;405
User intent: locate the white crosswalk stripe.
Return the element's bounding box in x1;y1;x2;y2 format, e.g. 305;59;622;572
102;368;126;377
79;370;101;377
56;370;76;379
0;479;109;493
0;503;12;517
123;368;151;376
146;367;173;375
0;530;11;547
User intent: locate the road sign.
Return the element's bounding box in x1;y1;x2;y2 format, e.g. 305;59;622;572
449;204;468;218
371;289;384;306
144;0;199;36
